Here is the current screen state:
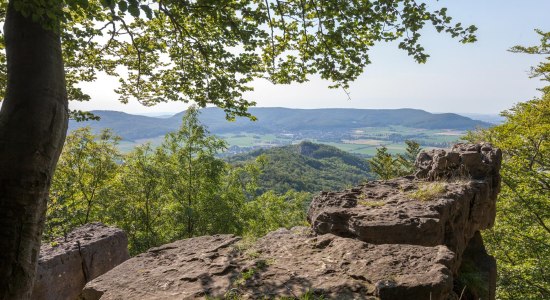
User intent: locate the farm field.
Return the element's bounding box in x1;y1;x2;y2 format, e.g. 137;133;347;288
116;126;465;157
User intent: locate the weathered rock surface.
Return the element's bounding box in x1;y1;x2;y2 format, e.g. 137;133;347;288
306;143;500;299
308;143;501;273
81;235;241;300
82;228;457;300
32;223;129;300
307;178;494;274
415;143;501;182
81;143;501;299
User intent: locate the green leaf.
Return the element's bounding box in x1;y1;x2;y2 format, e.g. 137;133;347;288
140;5;152;19
118;1;128;13
128;3;140;17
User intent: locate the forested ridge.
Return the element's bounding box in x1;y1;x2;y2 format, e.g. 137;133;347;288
227;141;373;194
46;108;384;255
46;107;313;255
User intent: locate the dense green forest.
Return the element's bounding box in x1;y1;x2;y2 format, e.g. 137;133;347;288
227;141;373;194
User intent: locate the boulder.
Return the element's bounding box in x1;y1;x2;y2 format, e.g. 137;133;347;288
32;223;129;300
308;143;501;274
414;142;501;184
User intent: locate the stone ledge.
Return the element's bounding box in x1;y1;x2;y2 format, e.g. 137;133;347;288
32;223;129;300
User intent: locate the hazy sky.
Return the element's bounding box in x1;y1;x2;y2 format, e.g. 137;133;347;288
73;0;550;115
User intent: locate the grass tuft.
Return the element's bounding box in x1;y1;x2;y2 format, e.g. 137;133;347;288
408;182;446;201
358;200;385;207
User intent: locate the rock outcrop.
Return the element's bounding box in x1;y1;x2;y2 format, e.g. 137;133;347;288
308;145;500;273
307;143;501;299
81;143;501;300
32;223;129;300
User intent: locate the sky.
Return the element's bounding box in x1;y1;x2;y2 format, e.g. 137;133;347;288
73;0;550;115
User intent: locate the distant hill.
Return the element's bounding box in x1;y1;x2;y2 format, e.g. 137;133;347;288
185;107;491;133
459;113;505;124
70;107;491;141
227;141;372;194
70;110;176;140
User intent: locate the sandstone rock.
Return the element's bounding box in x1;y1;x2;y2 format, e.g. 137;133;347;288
308;143;501;271
414;142;501;183
307;178;495;275
82;228;457;300
81;235;241;300
32;223;129;300
306;143;500;299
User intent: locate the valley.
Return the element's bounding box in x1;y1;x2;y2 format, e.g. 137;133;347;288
218;126;464;157
74;107;487;156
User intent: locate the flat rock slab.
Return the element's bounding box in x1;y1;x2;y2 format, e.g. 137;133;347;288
82;228;457;300
32;223;129;300
81;234;242;300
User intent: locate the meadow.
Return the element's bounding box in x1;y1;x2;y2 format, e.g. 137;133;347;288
117;125;464;157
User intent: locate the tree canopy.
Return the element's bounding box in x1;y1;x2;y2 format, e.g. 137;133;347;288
0;0;476;118
368;140;421;179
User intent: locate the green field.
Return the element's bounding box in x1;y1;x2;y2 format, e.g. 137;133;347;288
116;126;465;157
221;133;292;147
323;142;405;156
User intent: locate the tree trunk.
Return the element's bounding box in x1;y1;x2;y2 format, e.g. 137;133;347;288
0;2;68;299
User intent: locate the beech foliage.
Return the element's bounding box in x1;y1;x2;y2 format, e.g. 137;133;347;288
0;0;477;118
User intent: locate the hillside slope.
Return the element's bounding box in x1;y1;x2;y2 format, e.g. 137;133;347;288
227;141;372;194
69;107;490;141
